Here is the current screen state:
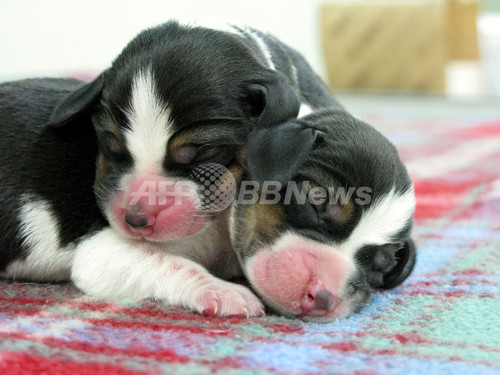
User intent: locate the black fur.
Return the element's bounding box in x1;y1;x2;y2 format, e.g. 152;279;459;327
0;79;106;269
246;123;324;185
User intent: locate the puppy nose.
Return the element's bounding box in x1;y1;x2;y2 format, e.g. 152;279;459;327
124;204;156;229
301;280;337;315
313;289;335;309
124;213;154;229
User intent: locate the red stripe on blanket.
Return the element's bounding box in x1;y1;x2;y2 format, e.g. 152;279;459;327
0;297;56;305
453;122;500;139
84;317;233;336
413;179;479;220
0;352;148;375
0;332;189;363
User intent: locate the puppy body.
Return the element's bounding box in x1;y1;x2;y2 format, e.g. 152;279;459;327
0;21;334;317
230;108;417;322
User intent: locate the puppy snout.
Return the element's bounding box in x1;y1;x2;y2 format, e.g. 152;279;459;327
247;236;353;320
110;174;209;240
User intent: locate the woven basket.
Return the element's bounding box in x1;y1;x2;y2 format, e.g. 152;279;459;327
321;0;479;93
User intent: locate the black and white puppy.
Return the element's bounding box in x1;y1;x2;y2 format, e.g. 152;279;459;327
230;108;417;322
0;21;333;317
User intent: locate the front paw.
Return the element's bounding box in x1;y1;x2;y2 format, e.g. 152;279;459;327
193;279;265;318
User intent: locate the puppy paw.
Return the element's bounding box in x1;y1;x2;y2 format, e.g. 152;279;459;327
193;280;265;318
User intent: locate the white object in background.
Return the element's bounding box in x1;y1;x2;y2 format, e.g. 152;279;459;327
478;13;500;97
445;61;484;98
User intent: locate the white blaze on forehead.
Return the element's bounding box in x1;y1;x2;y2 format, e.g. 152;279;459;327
340;188;416;256
125;68;173;174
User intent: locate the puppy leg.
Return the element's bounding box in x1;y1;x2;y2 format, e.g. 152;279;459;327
71;228;264;317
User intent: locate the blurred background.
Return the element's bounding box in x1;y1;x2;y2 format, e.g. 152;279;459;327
0;0;499;99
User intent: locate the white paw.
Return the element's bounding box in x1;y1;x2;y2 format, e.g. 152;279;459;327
192;278;265;318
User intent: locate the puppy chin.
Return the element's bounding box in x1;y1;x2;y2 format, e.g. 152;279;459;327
245;234;361;322
263;295;353;323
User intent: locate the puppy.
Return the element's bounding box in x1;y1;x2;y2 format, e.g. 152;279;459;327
230;108;417;322
0;21;335;317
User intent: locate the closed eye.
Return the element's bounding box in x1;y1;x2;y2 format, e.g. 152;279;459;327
98;130;128;162
311;195;351;225
193;145;221;162
172;144;222;165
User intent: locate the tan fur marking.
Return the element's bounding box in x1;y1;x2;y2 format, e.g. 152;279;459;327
252;204;284;244
96;153;108;180
339;199;355;223
103;116;125;145
236;146;247;166
228;163;244;184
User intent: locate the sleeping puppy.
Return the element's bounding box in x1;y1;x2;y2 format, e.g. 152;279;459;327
0;20;335;317
230;108;417;322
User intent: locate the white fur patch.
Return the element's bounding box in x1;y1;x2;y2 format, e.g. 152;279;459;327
71;224;241;305
291;64;299;86
0;195;73;281
340;188;416;257
244;28;275;70
228;203;237;246
298;103;313;118
124;68;173;175
193;19;242;36
72;228;163;300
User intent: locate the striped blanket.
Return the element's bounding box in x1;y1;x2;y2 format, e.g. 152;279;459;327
1;96;499;374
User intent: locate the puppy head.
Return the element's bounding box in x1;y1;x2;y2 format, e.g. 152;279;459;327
48;21;300;242
231;108;416;322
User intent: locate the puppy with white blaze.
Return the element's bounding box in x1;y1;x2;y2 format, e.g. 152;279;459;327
0;21;336;317
230;108;417;322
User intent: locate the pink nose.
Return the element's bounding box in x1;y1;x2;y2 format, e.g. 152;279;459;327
301;280;337;315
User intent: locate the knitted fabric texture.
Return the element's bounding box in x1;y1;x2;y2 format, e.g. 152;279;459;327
1;100;499;374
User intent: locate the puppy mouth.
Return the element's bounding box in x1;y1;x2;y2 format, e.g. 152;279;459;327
125;217;155;238
106;176;212;241
117;205;209;242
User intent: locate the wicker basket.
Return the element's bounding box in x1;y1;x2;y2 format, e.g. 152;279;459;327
321;0;479;93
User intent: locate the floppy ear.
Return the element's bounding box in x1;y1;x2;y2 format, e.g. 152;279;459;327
381;239;417;289
246;75;300;127
246;121;323;185
48;74;104;127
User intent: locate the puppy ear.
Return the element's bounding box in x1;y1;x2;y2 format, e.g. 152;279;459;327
48;74;104;127
246;121;323;185
247;75;300;127
381;239;417;289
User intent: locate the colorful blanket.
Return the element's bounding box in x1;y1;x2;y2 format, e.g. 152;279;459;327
1;97;499;374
